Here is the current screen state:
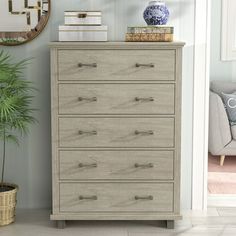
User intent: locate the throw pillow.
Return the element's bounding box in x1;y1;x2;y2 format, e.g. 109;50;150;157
221;92;236;123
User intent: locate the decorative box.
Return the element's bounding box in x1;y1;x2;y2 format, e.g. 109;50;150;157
64;11;102;25
59;25;108;42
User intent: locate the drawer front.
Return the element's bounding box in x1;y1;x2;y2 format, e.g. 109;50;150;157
59;117;175;148
59;83;175;115
60;183;173;212
59;150;174;180
58;50;175;81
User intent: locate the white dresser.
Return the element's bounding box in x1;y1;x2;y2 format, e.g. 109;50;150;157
49;42;184;229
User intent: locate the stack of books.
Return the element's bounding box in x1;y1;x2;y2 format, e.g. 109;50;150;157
59;11;108;42
126;26;174;42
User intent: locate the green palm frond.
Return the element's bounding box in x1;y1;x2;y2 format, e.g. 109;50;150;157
0;51;37;133
0;51;37;185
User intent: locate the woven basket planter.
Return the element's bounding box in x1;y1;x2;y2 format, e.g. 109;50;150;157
0;183;18;226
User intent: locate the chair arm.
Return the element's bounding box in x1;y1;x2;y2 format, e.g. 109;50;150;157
208;91;232;155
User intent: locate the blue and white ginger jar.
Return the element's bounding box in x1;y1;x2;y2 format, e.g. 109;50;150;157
143;1;170;25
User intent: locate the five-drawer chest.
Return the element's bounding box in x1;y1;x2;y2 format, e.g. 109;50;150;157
49;42;185;229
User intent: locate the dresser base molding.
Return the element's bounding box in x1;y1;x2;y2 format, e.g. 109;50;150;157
50;213;182;221
52;214;181;229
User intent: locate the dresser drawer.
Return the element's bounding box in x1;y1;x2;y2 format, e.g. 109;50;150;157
60;183;173;212
59;83;175;115
59;117;174;148
59;150;174;180
58;50;175;81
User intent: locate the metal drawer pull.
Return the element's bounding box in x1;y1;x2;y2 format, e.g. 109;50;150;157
78;97;97;102
78;63;97;68
78;130;97;135
135;195;153;200
135;97;154;102
135;130;154;135
135;63;155;68
134;163;154;168
79;195;97;200
78;163;97;168
78;13;87;18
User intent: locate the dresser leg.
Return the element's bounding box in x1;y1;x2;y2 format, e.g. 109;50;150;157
56;220;66;229
166;220;175;229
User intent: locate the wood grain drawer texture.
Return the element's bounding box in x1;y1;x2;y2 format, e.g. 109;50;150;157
58;50;175;81
50;42;184;224
59;183;174;212
59;117;175;148
59;150;174;180
58;83;175;115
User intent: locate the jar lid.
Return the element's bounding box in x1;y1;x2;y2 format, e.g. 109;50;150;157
149;1;165;6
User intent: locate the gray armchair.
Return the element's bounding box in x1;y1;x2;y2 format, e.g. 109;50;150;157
209;81;236;165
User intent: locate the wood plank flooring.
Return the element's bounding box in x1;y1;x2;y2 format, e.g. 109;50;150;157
1;208;236;235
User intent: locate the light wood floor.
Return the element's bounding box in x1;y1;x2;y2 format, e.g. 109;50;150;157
1;208;236;235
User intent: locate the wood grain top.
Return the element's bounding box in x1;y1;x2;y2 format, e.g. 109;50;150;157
49;41;185;49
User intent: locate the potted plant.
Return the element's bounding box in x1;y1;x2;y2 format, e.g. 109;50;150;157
0;51;36;226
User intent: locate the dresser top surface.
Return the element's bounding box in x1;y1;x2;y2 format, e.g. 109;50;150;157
49;41;185;49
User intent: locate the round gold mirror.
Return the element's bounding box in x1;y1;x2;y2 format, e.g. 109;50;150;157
0;0;50;46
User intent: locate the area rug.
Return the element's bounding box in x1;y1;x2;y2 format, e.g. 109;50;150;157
209;154;236;173
208;154;236;194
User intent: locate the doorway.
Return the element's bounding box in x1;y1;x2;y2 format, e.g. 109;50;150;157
207;0;236;207
192;0;236;210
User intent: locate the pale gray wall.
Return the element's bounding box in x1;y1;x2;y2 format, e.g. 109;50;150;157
0;0;195;209
210;0;236;81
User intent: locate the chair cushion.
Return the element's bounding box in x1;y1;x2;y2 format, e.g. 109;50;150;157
211;81;236;98
231;125;236;140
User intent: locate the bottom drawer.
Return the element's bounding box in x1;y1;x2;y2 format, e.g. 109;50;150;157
60;183;173;212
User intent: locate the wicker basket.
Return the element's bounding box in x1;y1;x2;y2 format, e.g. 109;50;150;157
0;183;18;226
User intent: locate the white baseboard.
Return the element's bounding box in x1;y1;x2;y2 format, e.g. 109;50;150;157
208;194;236;207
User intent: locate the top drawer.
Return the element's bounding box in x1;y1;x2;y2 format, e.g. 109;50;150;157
58;50;175;81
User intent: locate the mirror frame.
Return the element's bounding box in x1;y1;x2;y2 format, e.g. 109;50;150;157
0;0;51;46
